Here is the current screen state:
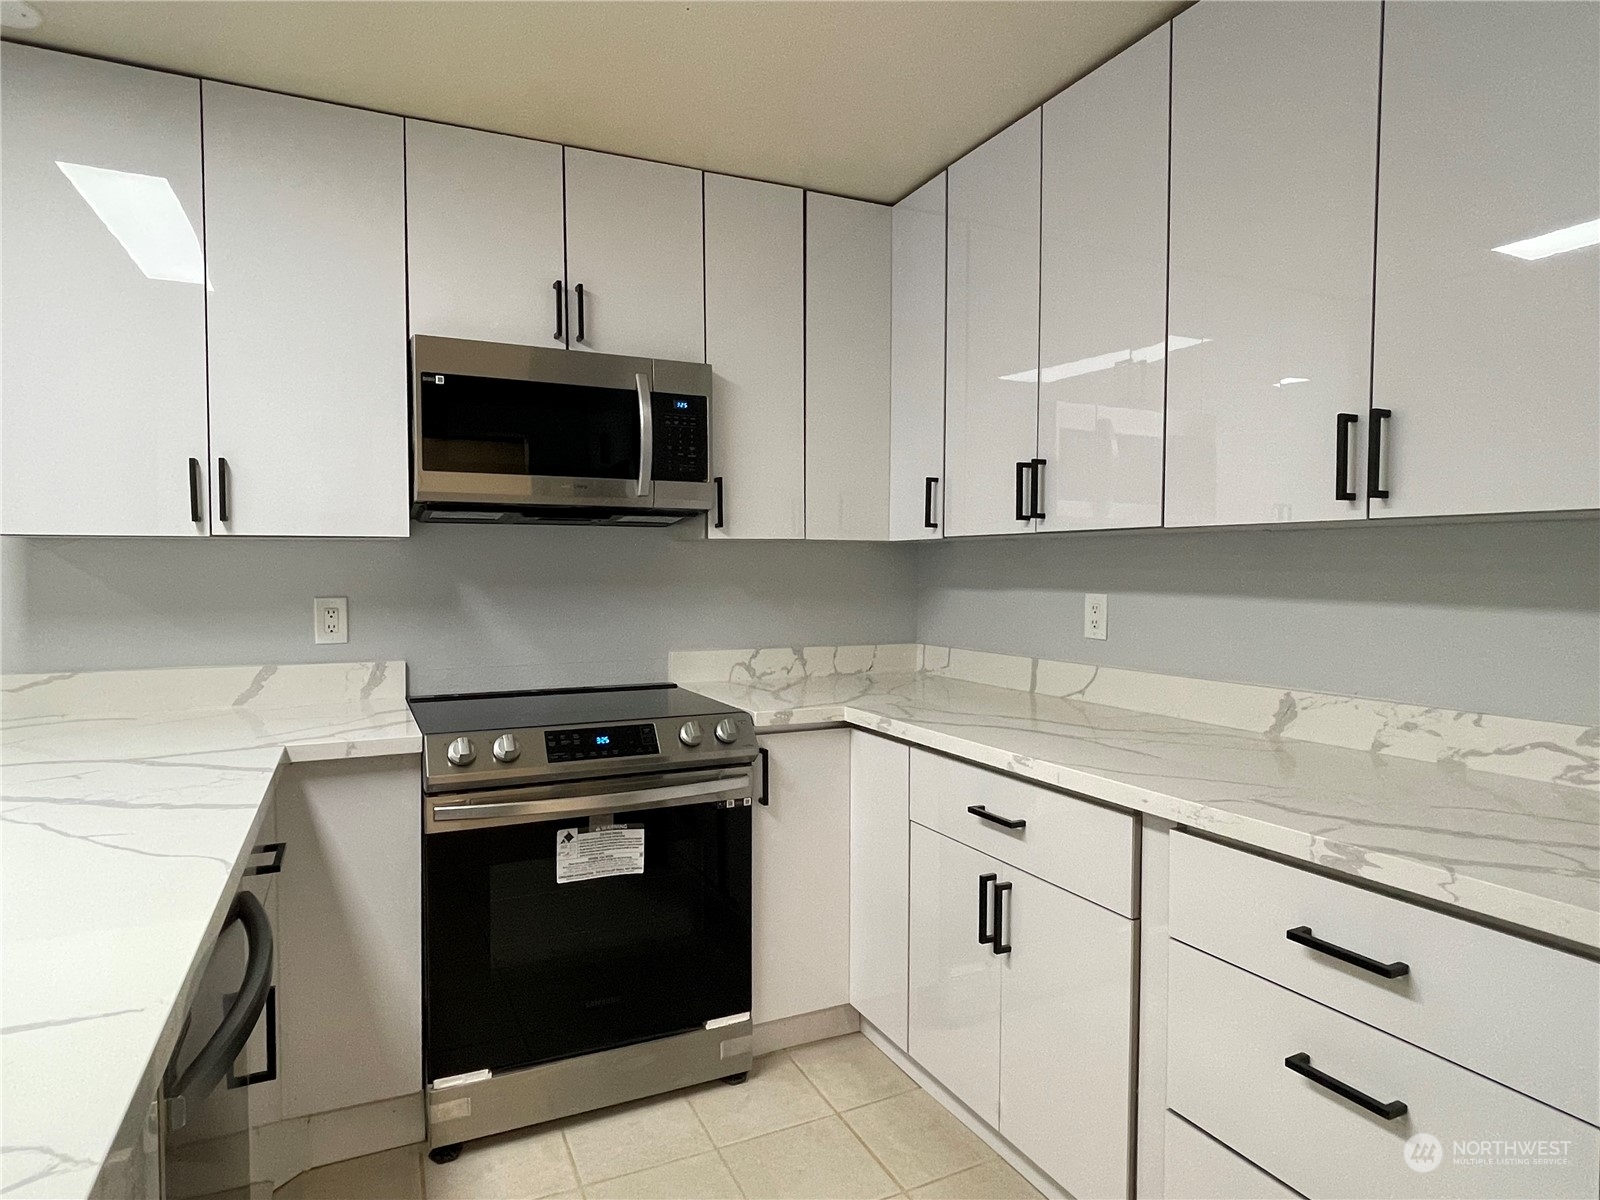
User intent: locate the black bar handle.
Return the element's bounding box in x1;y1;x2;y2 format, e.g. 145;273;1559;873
574;283;586;343
245;842;286;877
992;881;1013;954
924;477;939;530
217;457;231;524
553;280;565;342
226;986;277;1089
756;746;769;806
1368;408;1391;499
1286;925;1409;979
977;872;997;945
968;804;1026;831
1284;1052;1407;1120
1015;461;1031;521
1030;458;1046;519
188;458;202;523
1336;413;1358;501
713;476;725;529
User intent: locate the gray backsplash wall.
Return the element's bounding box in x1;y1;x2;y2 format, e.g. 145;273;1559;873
915;516;1600;726
0;524;918;694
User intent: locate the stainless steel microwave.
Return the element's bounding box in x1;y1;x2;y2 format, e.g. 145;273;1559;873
411;336;714;526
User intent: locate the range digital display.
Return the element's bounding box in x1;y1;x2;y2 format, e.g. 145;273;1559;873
545;723;659;763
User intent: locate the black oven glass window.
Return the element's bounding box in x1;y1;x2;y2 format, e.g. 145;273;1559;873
424;803;752;1083
419;372;641;479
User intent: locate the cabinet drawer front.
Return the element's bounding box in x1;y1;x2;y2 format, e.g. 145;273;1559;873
1165;1111;1301;1200
1170;834;1600;1124
909;749;1136;916
1168;942;1600;1200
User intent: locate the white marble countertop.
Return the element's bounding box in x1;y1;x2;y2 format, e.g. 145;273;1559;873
0;662;420;1200
673;660;1599;953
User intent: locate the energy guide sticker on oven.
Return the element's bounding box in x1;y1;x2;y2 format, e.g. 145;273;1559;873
556;825;645;883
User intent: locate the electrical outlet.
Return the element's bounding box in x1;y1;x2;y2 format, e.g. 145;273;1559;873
1084;593;1108;640
314;597;348;645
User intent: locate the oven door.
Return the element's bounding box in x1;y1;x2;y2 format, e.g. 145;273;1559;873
423;769;753;1087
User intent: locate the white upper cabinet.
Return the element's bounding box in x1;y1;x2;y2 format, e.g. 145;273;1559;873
405;120;566;347
1370;2;1600;518
805;192;893;540
944;111;1042;538
1037;26;1169;533
562;148;704;362
890;173;948;541
1;45;209;537
1165;1;1381;528
704;174;806;539
202;83;409;537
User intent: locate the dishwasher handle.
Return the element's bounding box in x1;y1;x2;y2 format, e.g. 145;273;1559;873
166;891;274;1129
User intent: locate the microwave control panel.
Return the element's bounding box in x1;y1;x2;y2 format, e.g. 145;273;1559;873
652;394;709;482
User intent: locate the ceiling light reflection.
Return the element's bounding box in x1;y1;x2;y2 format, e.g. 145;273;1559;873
56;161;206;285
1491;219;1599;261
1001;336;1210;385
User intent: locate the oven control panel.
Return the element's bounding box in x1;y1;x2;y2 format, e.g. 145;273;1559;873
545;722;661;763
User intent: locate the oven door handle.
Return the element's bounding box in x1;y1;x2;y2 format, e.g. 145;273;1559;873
636;372;653;499
429;771;751;831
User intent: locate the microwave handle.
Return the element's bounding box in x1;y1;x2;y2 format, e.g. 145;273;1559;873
635;373;653;498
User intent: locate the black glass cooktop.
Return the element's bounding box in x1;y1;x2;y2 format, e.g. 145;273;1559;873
408;683;736;736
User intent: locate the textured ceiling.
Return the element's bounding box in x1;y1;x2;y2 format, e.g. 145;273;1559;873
7;1;1186;202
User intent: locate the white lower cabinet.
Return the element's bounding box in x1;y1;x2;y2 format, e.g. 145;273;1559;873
1164;1111;1300;1200
275;758;421;1120
908;821;1136;1198
849;733;910;1047
754;730;851;1024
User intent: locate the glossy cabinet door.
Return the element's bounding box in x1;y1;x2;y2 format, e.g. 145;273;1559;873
890;173;947;541
563;148;704;362
908;824;1003;1126
704;174;806;539
1166;2;1381;527
202;82;409;537
1371;2;1600;518
405;120;566;347
944;111;1042;538
849;733;910;1048
805;193;893;540
753;731;851;1024
0;44;209;537
1037;25;1169;533
997;869;1136;1200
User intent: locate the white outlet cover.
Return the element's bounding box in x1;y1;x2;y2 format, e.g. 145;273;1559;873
314;597;348;645
1084;593;1108;640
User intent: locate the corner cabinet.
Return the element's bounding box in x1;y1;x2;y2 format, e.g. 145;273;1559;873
1370;1;1600;518
704;174;807;539
805;193;893;540
890;174;948;541
0;43;210;537
1036;25;1169;533
405;119;566;347
202;82;410;537
849;733;910;1046
1164;1;1382;528
943;111;1042;538
562;148;705;363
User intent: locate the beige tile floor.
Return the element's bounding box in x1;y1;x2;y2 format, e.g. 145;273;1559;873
276;1034;1043;1200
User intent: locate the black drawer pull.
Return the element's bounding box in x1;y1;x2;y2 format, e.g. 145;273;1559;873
188;458;202;523
1014;461;1031;522
977;872;997;946
924;476;939;529
1368;408;1391;499
1286;926;1409;979
217;457;231;524
1029;458;1046;519
756;747;769;806
245;842;286;876
552;279;565;342
713;476;725;529
1285;1052;1407;1120
991;880;1012;955
968;804;1026;831
574;282;586;343
1335;413;1358;501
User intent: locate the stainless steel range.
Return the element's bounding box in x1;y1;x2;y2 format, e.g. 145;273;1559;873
411;684;760;1162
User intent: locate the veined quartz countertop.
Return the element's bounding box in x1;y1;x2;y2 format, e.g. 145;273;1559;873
0;662;420;1200
672;659;1599;954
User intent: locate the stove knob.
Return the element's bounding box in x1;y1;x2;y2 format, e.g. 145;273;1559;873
714;718;741;745
492;734;521;763
678;720;704;748
446;736;476;767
